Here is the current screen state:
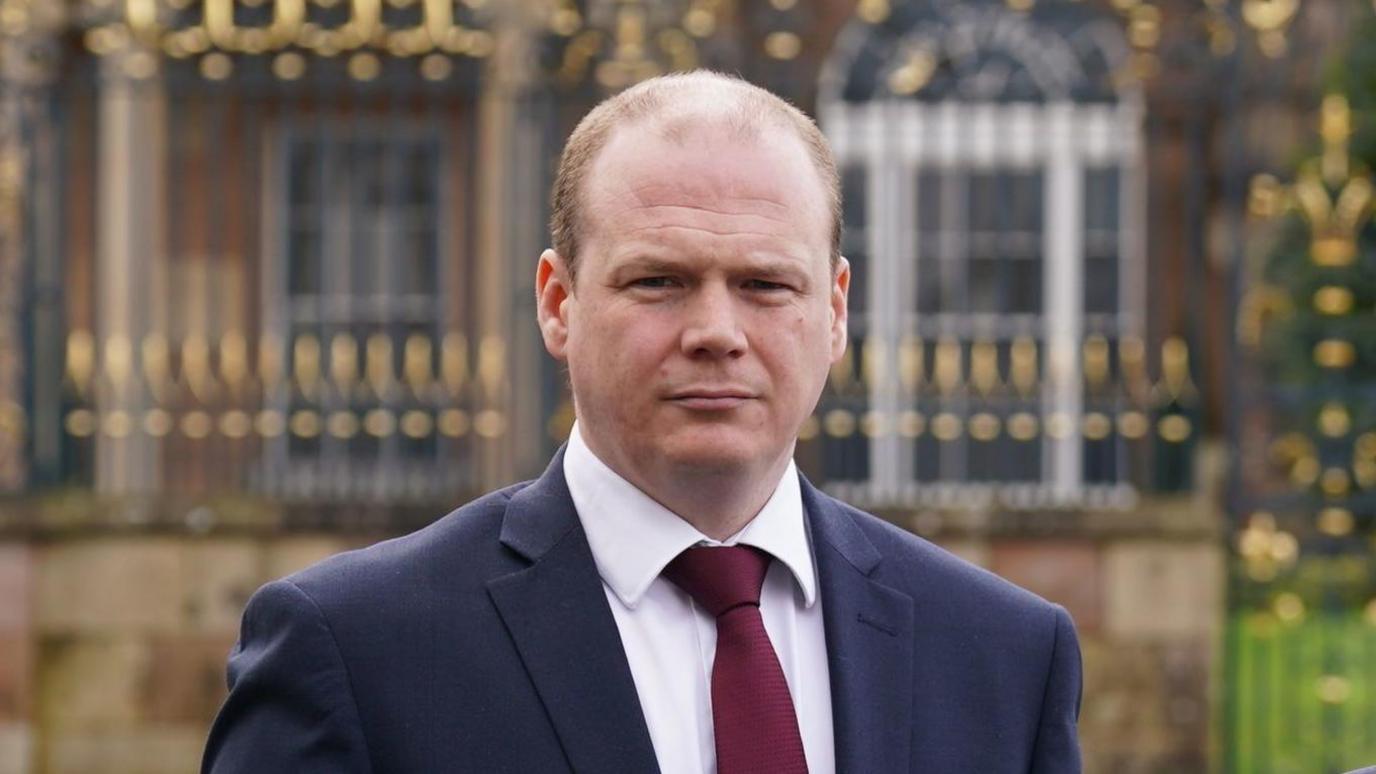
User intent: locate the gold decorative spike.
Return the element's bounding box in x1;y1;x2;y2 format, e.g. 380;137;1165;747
365;333;395;396
969;340;1001;397
1127;4;1160;49
1083;334;1110;391
385;0;455;54
1160;337;1194;400
104;334;134;393
330;333;359;392
1010;336;1038;397
1321;94;1353;185
293;334;322;399
125;0;160;45
441;332;468;397
1118;335;1150;403
403;334;434;393
861;337;885;388
934;337;963;396
203;0;306;52
221;331;250;394
1278;97;1372;268
182;334;218;404
550;0;582;36
478;336;506;400
1241;0;1297;57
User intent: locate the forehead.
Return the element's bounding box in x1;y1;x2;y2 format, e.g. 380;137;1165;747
581;118;831;253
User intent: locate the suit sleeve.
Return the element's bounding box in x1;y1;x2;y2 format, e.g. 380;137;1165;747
1029;604;1083;774
201;579;373;774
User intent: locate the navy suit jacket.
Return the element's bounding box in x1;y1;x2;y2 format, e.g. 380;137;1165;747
203;450;1082;773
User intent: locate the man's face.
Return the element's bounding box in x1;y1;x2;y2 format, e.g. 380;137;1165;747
537;119;849;483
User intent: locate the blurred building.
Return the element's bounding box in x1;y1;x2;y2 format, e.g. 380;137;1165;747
0;0;1370;772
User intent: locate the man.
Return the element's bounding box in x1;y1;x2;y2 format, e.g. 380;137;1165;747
203;71;1081;773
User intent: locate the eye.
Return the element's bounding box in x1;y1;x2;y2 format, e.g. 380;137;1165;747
631;276;677;289
743;279;790;292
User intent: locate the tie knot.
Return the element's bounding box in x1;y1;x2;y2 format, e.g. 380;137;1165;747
663;545;771;618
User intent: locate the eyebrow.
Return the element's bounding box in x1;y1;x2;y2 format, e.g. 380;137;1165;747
609;253;814;288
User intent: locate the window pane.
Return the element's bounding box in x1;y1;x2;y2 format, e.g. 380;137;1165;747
288;228;321;296
1008;257;1042;314
1084;168;1120;315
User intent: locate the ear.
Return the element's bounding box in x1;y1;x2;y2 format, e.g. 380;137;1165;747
829;256;851;363
536;249;573;360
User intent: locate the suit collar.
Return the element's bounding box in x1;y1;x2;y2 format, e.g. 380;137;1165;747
490;448;661;774
801;474;916;774
564;424;818;609
497;446;581;562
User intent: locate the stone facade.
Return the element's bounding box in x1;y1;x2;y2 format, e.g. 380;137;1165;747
0;534;372;774
0;494;1221;774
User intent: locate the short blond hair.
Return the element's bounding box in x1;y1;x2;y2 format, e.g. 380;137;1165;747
549;71;841;282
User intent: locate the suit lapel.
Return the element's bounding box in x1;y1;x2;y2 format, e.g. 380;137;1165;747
487;451;661;774
801;476;915;774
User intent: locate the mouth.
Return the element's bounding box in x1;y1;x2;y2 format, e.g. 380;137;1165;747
665;388;757;411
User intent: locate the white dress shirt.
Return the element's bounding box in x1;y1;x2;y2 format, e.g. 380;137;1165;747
564;424;835;774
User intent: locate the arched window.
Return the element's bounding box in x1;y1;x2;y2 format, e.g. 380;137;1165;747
817;1;1144;509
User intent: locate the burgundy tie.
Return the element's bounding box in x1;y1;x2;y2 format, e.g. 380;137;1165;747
663;546;809;774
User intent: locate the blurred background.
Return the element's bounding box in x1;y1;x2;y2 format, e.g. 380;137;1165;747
0;0;1373;771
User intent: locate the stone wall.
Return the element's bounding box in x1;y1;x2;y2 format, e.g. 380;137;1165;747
0;534;378;774
0;502;1222;774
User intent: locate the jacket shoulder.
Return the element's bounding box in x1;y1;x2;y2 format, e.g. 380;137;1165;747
278;481;531;609
826;495;1066;626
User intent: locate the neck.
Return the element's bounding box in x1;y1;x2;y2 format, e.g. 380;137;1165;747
579;432;792;542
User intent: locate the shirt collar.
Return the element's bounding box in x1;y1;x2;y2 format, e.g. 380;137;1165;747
563;422;817;610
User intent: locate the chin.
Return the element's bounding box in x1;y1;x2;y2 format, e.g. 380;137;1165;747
655;430;774;473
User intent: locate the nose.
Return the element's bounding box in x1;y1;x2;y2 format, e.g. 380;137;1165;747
680;283;748;359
